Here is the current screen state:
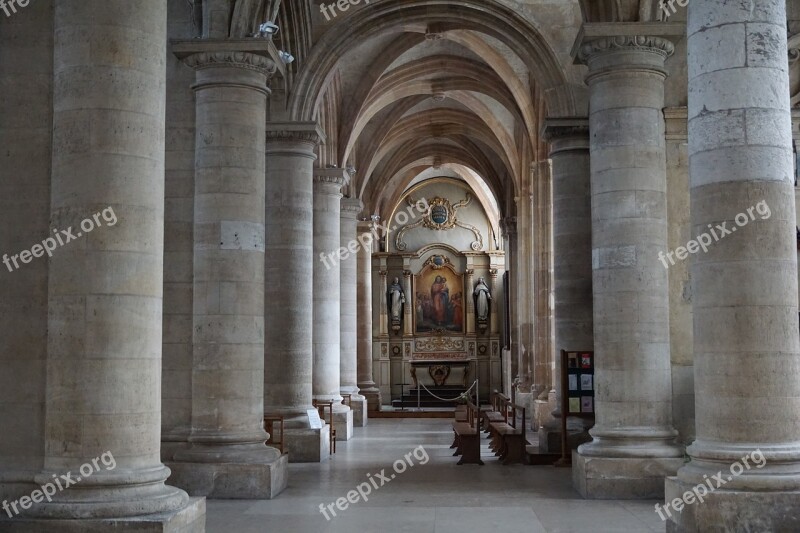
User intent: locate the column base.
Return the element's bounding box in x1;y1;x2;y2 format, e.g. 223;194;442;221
664;476;800;532
349;397;368;427
284;426;331;463
332;409;354;441
360;388;382;412
572;450;684;499
533;398;553;430
538;418;593;454
0;497;205;532
166;453;288;500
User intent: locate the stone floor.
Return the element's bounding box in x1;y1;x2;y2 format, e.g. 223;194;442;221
207;418;665;532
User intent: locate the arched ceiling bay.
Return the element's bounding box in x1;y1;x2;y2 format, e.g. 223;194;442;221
223;0;589;220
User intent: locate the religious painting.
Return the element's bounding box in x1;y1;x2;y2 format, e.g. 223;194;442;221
413;264;465;334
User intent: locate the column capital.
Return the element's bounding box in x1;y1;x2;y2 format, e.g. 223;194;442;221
313;168;348;196
664;106;688;142
181;50;276;76
571;22;682;62
265;122;325;160
542;117;590;156
578;35;675;64
172;39;280;77
500;216;517;238
341;198;365;218
266;122;326;145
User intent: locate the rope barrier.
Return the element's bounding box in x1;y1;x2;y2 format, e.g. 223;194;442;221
418;380;478;402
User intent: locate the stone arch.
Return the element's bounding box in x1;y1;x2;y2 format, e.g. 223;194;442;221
288;0;579;123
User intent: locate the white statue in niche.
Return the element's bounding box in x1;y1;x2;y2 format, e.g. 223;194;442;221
474;277;492;325
388;277;405;330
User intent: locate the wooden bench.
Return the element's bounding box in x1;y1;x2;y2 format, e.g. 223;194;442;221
482;391;510;434
264;414;285;454
312;400;336;454
486;400;528;465
451;400;484;465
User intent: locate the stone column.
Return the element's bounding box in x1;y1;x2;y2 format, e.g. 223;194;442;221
666;2;800;529
402;270;413;336
312;169;353;441
532;160;555;427
501;216;519;389
539;119;594;454
341;199;368;426
23;1;204;528
465;269;476;334
168;46;288;499
357;220;381;411
378;270;389;337
489;269;499;335
572;33;684;499
264;123;330;462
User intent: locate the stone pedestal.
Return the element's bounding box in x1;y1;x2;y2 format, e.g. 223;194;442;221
573;451;684;500
1;498;206;533
349;397;368;427
283;426;332;463
332;410;354;442
23;1;202;528
665;477;800;532
666;1;800;530
167;455;288;500
169;43;285;500
572;31;683;498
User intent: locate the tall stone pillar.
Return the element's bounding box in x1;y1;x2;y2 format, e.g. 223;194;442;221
666;2;800;530
21;1;204;528
572;32;684;499
402;270;413;336
378;270;389;337
264;123;330;462
514;184;535;393
167;45;288;499
489;269;499;335
539;119;594;454
312;169;353;441
501;216;519;390
532;160;555;429
357;220;381;411
465;269;476;334
341;199;368;426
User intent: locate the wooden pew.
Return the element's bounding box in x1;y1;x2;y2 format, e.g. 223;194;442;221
451;400;484;465
482;391;510;434
487;400;528;465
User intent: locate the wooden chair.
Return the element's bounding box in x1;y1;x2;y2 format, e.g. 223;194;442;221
263;415;285;454
312;400;336;454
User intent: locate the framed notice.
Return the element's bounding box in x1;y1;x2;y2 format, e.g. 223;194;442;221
568;374;578;391
558;350;596;466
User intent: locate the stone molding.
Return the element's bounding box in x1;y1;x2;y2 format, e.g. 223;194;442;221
578;35;675;63
265;122;326;146
341;198;365;216
541;118;589;142
182;51;277;76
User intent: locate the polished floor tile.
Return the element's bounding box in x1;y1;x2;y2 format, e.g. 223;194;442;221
206;419;664;533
